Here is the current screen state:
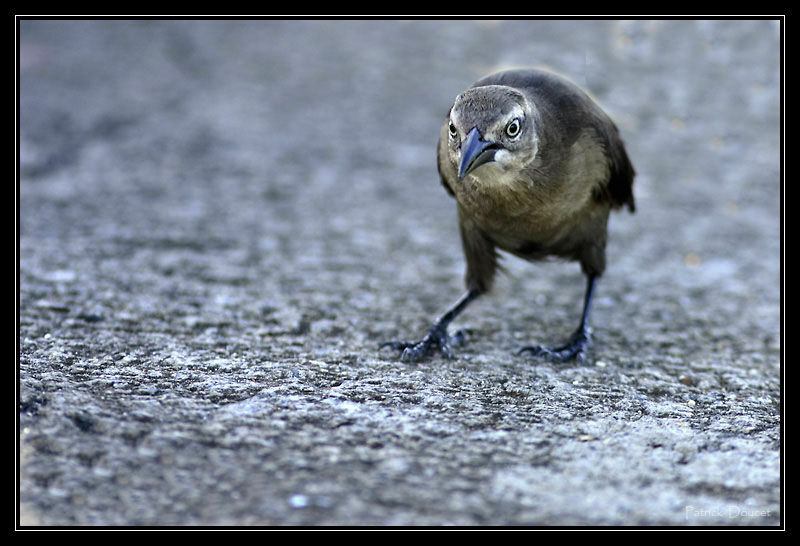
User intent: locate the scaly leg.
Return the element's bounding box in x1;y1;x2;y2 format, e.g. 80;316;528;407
380;288;481;362
517;274;597;362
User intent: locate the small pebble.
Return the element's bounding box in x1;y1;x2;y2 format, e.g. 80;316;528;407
289;494;309;508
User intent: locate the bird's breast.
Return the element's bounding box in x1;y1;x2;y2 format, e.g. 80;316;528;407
453;165;594;256
455;166;531;216
455;168;549;229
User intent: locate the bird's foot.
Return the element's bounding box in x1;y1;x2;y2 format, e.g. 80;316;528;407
380;324;467;362
517;328;592;363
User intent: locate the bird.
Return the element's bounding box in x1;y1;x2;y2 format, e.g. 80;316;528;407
381;67;635;363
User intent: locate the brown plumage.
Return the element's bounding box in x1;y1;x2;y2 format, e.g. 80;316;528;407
381;68;635;362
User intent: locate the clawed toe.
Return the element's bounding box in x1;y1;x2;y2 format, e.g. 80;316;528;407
380;324;457;362
379;340;413;352
517;344;586;362
517;329;592;363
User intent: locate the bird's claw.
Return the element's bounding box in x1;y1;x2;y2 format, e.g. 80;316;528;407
517;328;592;363
380;324;464;362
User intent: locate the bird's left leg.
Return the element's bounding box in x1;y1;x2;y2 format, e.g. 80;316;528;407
380;288;481;362
518;274;597;362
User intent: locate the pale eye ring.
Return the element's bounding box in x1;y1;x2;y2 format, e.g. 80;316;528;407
448;121;458;138
506;118;521;138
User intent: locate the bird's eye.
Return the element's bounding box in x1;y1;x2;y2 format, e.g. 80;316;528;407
506;118;521;138
448;121;458;138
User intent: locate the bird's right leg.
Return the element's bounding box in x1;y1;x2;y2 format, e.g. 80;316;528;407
380;288;481;362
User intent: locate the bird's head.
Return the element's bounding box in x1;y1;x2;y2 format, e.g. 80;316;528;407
446;85;540;180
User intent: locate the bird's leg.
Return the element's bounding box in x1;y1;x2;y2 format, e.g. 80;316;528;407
380;288;481;362
518;274;597;362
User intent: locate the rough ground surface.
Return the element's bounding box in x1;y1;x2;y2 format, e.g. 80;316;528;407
18;20;782;527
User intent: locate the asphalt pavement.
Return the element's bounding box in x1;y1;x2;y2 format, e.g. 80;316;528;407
18;19;782;526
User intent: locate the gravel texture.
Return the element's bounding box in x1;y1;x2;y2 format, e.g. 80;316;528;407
18;19;782;527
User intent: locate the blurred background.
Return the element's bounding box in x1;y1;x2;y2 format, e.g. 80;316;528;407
19;19;781;526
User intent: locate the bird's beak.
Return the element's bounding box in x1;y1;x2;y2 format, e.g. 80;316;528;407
458;127;499;180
